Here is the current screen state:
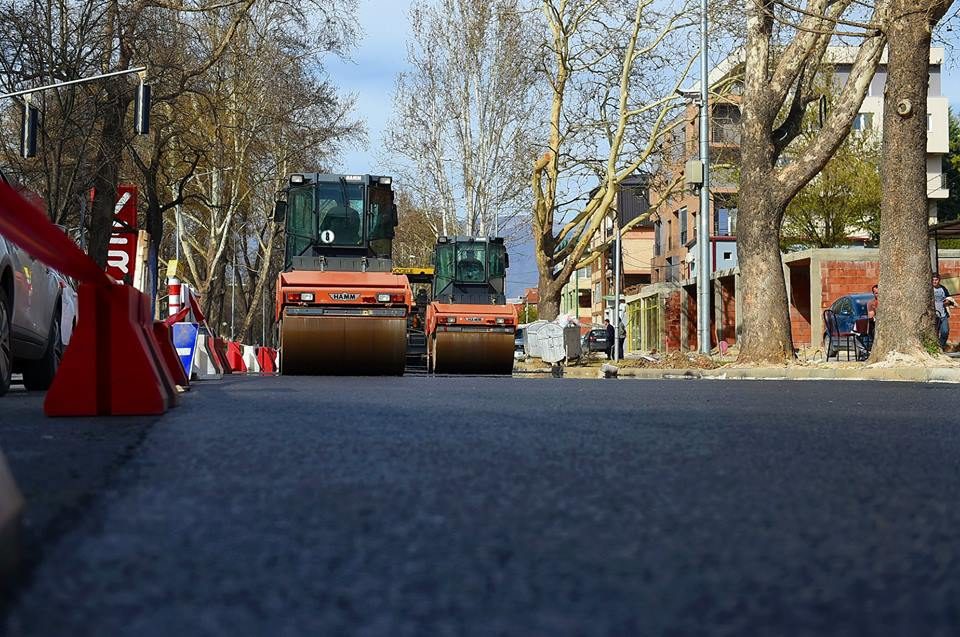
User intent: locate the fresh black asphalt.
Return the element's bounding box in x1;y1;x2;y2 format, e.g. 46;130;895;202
1;376;959;635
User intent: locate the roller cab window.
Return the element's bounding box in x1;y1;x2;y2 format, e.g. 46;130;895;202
367;185;396;258
316;183;364;247
434;243;457;292
456;244;486;283
286;186;315;257
487;244;506;279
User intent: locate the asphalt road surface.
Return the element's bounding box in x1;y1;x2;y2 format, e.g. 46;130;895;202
2;376;960;636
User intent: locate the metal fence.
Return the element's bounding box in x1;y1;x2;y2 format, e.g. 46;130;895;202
641;296;661;352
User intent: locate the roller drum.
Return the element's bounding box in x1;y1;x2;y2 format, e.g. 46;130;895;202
432;330;514;375
280;314;406;375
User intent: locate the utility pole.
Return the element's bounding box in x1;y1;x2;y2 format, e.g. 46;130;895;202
574;265;579;321
614;218;622;360
231;233;236;341
697;0;711;355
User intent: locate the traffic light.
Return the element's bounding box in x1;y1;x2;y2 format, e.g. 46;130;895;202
134;81;151;135
20;98;38;158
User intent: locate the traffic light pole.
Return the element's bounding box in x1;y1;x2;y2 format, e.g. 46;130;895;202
1;67;150;158
0;67;147;100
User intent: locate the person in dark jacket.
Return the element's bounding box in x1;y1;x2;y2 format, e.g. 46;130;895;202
604;319;615;359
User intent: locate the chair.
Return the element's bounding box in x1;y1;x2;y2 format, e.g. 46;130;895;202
823;309;854;361
851;318;874;361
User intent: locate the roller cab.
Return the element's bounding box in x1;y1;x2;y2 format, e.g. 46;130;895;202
274;173;411;375
425;236;516;374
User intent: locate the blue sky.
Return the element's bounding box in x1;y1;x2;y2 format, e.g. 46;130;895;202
327;0;960;297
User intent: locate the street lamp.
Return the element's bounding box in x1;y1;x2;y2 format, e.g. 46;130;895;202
697;0;711;355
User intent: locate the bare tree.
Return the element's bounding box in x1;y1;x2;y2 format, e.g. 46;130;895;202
0;0;106;229
869;0;956;361
736;0;889;363
164;2;361;339
392;189;441;268
531;0;698;320
386;0;536;240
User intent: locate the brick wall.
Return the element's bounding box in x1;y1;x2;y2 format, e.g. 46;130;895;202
789;264;812;348
819;261;880;312
719;277;736;344
685;292;697;351
665;291;681;351
936;260;960;340
818;258;960;346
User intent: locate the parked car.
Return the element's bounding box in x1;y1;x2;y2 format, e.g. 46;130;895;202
823;293;873;359
582;328;609;353
0;168;65;395
514;327;525;359
52;271;78;346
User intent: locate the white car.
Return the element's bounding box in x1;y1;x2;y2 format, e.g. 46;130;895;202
0;169;65;395
52;271;77;346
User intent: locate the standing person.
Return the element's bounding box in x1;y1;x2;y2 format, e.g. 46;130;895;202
604;319;615;359
617;318;626;360
932;273;957;349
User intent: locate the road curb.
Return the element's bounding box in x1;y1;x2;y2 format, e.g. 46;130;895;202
516;365;960;383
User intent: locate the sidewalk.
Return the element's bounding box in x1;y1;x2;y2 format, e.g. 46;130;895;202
517;363;960;383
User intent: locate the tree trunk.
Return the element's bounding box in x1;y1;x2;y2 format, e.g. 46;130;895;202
239;228;276;342
735;22;793;364
88;88;132;268
537;273;561;321
869;0;952;360
737;190;793;362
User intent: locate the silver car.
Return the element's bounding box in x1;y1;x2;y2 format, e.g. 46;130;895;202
0;169;64;395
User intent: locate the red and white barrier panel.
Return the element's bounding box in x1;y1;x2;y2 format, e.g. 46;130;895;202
257;348;277;374
241;345;260;374
0;182;179;416
168;278;181;317
225;341;247;374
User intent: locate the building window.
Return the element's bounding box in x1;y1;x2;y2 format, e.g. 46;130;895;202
653;220;662;256
714;194;738;236
852;113;873;131
667;218;673;251
711;104;741;144
679;207;688;245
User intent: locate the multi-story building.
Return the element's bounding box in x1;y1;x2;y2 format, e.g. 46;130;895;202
558;174;654;331
650;46;950;283
636;46;951;354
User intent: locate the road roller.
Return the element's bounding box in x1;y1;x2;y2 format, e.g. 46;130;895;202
425;236;516;374
273;173;411;375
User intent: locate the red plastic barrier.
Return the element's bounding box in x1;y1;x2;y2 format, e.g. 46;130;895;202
207;336;226;375
152;321;189;387
45;284;176;416
0;182;175;416
226;342;247;373
188;294;207;324
213;338;230;371
163;305;191;327
257;347;276;374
